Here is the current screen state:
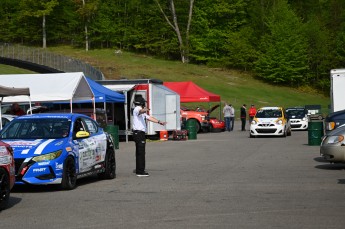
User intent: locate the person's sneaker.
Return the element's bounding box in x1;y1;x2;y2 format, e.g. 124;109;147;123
133;169;148;173
136;172;149;177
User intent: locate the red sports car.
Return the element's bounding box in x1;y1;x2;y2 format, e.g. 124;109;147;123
207;105;225;132
0;141;15;210
209;117;225;132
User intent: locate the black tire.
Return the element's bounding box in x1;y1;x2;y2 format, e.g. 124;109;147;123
61;156;77;190
287;126;292;136
98;148;116;179
196;122;201;133
0;168;10;210
282;128;287;137
209;124;213;132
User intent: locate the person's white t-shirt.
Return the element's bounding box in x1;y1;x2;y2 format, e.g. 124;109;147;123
132;106;150;132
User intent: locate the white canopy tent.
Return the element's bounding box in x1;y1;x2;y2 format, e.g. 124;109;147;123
0;72;95;115
102;84;135;143
0;85;31;129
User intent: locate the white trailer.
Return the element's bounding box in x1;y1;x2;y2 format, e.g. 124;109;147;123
330;69;345;112
97;79;180;140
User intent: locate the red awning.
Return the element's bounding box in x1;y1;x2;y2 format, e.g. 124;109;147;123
163;81;220;102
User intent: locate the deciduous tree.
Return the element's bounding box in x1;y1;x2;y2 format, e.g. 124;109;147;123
19;0;59;48
154;0;195;63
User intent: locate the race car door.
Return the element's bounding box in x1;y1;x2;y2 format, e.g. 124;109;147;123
74;117;106;173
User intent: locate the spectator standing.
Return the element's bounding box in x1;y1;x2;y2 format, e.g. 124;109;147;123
248;104;257;124
132;97;166;177
240;104;247;131
229;104;235;131
223;103;232;132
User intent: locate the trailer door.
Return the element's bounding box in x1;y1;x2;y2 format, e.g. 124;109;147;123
331;71;345;112
165;94;178;130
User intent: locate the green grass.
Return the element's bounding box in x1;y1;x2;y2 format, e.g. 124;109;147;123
1;45;330;118
0;64;35;74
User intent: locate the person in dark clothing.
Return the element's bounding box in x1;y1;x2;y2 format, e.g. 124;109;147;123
8;103;25;116
240;104;247;131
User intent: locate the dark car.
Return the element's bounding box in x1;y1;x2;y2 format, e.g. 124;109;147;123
324;109;345;133
286;107;308;130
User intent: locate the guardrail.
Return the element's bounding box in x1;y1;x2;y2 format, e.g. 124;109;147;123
0;43;104;80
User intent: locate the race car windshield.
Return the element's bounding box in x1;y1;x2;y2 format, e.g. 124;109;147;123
286;109;306;118
0;118;71;139
256;109;282;118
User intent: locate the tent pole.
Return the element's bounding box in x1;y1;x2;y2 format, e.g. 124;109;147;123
104;101;106;123
92;97;96;120
219;101;221;120
124;90;128;143
28;97;32;114
111;103;114;125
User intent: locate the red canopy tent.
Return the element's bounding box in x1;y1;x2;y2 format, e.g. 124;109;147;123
163;81;220;103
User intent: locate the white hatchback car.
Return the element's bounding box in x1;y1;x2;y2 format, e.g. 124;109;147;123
286;107;308;130
250;107;292;138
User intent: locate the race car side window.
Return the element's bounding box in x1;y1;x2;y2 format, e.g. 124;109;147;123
83;118;98;134
73;118;85;135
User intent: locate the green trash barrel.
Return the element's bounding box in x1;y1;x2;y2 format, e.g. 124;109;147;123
186;119;197;140
105;125;119;149
308;120;324;146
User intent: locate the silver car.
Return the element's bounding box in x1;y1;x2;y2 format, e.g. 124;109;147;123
320;125;345;163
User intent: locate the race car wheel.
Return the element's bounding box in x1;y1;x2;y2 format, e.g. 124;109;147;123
287;126;292;136
61;156;77;190
0;168;10;210
282;128;287;137
98;148;116;179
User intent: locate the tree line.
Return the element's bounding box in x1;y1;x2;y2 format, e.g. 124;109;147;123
0;0;344;93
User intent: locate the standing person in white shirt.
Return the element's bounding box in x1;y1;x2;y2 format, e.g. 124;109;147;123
223;102;232;132
132;97;166;177
229;104;235;131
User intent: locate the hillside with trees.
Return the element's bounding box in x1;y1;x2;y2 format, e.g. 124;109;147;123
0;0;344;93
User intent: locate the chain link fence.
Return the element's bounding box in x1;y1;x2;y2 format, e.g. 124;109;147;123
0;43;104;80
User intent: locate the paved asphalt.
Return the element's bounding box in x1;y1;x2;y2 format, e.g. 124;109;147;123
1;122;345;229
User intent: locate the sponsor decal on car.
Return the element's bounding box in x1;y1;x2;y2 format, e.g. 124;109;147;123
0;155;12;165
33;168;47;173
55;162;63;170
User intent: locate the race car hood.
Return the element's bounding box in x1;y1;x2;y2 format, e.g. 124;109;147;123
207;105;220;114
256;118;279;123
2;138;69;159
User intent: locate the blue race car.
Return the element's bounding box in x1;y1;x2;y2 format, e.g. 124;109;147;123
0;113;116;190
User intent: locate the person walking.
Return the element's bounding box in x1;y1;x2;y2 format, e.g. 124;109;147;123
223;102;232;132
240;104;247;131
132;97;166;177
248;104;257;124
230;104;235;131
